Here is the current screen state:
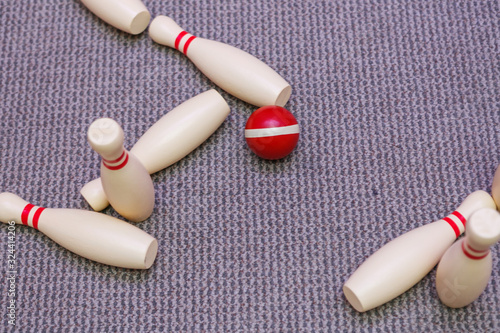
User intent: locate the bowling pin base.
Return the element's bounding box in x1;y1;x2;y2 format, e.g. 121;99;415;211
274;86;292;108
140;238;158;269
128;11;151;35
81;0;151;35
81;178;109;211
342;286;365;312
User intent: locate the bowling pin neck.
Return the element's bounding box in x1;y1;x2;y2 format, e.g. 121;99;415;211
453;190;497;231
455;190;496;218
88;118;125;161
440;211;466;238
436;190;496;239
0;192;44;229
149;16;197;55
464;207;500;253
101;149;130;170
462;240;490;260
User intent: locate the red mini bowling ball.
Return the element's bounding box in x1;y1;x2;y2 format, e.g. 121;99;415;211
244;106;300;160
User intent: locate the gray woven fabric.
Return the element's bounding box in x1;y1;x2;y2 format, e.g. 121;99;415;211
1;0;499;331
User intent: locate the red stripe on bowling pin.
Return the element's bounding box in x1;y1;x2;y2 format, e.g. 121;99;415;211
175;31;197;55
21;204;34;226
32;207;45;230
103;151;129;170
183;36;196;54
105;151;126;164
175;31;188;50
462;242;489;260
443;211;466;238
452;211;466;227
21;203;45;230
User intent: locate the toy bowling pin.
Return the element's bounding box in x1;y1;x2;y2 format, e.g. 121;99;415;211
81;0;151;35
149;16;291;107
0;193;157;269
491;163;500;209
88;118;155;222
343;190;496;312
435;207;500;308
81;90;230;211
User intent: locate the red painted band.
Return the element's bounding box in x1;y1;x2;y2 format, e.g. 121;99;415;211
452;211;466;227
104;151;126;164
32;207;45;230
183;36;197;55
175;31;188;51
462;242;489;260
443;217;460;238
21;204;34;226
465;244;483;253
103;153;129;170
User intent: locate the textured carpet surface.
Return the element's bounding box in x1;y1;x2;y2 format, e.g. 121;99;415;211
1;0;499;332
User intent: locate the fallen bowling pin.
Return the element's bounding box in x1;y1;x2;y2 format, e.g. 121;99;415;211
149;16;291;107
88;118;155;222
0;192;157;269
435;207;500;308
81;89;230;211
81;0;151;35
343;190;496;312
491;163;500;209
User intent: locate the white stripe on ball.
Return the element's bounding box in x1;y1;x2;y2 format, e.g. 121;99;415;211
245;124;299;138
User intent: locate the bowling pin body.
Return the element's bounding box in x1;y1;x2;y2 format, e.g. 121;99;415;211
88;118;155;222
343;190;496;312
81;0;150;35
0;193;157;269
81;90;230;211
436;208;500;308
149;16;291;107
491;163;500;209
